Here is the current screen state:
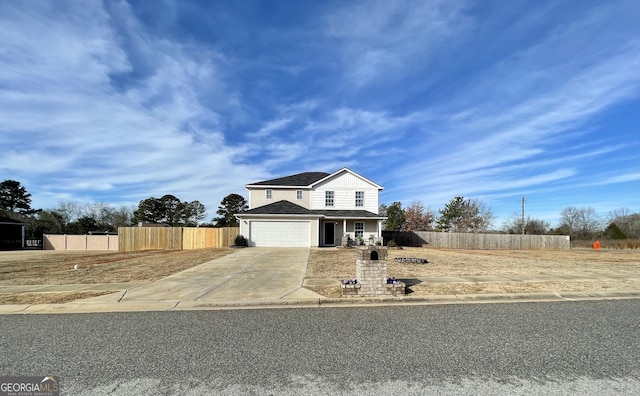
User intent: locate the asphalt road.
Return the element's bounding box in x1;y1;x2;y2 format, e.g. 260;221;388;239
1;301;639;395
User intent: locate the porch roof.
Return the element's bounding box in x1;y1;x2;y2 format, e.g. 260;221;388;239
0;216;26;225
237;201;386;220
238;200;322;216
318;210;386;219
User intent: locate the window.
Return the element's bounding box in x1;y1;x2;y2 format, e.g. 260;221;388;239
296;190;303;200
266;189;272;199
354;222;364;239
355;191;364;207
325;191;334;207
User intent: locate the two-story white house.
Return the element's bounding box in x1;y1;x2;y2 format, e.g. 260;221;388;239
236;168;386;247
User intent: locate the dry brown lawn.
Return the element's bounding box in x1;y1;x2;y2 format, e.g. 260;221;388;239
0;248;234;285
0;248;236;304
307;247;640;297
2;247;639;303
0;291;113;304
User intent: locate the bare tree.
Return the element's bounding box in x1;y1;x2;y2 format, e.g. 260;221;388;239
401;201;435;231
468;198;494;232
53;201;83;225
606;208;640;239
559;206;602;239
606;208;630;224
110;206;135;228
503;214;550;234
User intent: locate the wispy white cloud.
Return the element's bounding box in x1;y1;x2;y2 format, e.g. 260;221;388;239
324;0;471;87
249;117;293;138
389;2;640;210
581;172;640;187
0;1;259;213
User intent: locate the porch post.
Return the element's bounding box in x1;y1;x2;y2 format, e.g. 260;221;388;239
377;220;382;237
343;219;347;235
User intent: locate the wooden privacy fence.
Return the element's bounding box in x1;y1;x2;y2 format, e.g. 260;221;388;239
44;234;119;251
118;227;239;252
182;227;239;249
382;231;570;250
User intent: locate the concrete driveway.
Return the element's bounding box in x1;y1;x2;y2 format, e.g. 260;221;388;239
112;248;322;304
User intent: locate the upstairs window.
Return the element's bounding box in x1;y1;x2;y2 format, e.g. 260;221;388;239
266;189;272;199
325;191;334;207
296;190;303;200
355;191;364;207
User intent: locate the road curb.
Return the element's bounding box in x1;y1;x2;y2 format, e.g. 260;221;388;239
2;290;639;314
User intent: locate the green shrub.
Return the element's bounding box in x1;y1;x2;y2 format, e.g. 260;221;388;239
605;223;627;240
234;234;248;247
387;240;397;248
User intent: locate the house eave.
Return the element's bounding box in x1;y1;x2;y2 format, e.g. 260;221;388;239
236;213;323;218
245;185;313;190
323;216;387;220
310;167;384;190
0;217;26;225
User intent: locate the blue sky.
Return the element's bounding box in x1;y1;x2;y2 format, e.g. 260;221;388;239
1;0;638;228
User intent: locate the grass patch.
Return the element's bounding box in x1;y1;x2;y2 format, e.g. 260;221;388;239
306;285;343;298
0;291;114;304
411;280;640;295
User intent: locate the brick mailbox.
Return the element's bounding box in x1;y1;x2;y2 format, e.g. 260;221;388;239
342;246;405;297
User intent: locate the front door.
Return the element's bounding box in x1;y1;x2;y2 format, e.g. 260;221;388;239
323;222;335;246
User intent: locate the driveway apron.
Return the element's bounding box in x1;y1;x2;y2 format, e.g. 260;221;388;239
118;248;320;303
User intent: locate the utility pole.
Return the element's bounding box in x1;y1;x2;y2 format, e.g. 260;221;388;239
521;196;525;235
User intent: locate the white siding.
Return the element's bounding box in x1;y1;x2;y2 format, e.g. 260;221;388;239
311;172;379;212
249;188;311;209
343;220;381;239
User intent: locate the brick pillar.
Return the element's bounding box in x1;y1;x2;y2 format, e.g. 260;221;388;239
355;246;388;296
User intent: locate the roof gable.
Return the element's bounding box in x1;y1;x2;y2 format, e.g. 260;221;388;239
246;168;383;190
311;168;383;190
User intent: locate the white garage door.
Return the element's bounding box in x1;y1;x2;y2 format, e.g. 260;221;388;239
250;221;311;247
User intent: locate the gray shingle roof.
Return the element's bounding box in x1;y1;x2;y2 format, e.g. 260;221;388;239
0;216;26;225
248;172;330;187
241;201;321;216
